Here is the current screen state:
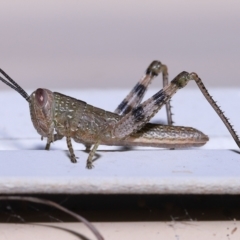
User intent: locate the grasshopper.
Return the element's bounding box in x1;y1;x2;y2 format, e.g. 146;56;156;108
0;61;239;169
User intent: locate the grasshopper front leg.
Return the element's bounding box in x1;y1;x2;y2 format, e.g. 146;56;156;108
45;133;64;150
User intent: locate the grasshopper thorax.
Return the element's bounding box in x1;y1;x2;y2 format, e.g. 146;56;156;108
29;88;55;138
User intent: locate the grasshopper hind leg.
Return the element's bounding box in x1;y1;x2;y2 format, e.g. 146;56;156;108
114;61;174;125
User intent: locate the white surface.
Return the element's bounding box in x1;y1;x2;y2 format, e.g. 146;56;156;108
0;150;240;194
0;222;239;240
0;89;239;194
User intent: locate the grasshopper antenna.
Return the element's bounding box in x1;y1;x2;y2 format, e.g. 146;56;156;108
0;68;30;102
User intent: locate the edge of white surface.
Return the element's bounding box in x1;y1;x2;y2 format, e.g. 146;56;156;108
0;149;239;194
1;222;240;240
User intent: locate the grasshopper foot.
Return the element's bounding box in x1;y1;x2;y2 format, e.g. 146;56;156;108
70;155;78;163
45;142;51;150
86;162;94;169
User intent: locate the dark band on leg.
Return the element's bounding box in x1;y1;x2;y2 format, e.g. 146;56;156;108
117;100;128;111
132;106;145;122
152;89;167;105
133;83;147;97
116;100;133;115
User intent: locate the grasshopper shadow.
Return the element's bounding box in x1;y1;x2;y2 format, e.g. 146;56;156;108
64;150;102;164
31;144;47;150
230;149;240;155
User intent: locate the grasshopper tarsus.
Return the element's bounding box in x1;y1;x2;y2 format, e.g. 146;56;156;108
86;162;94;169
69;148;78;163
0;61;239;169
70;156;78;163
45;143;51;150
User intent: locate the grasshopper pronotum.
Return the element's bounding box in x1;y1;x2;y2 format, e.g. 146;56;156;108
0;61;239;169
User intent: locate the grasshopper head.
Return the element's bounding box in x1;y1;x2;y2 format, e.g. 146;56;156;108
29;88;55;137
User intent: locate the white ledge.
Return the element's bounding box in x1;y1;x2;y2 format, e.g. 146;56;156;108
0;149;239;194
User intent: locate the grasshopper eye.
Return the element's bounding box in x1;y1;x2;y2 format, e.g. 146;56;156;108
35;88;47;107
